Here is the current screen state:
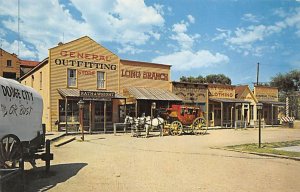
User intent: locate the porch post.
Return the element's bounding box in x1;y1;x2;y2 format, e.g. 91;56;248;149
221;102;223;128
89;100;92;134
135;100;138;118
271;104;274;127
104;101;107;133
65;97;68;134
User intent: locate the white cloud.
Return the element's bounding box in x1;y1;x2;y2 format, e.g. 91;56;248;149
152;50;229;71
0;38;37;58
187;15;195;24
241;13;260;23
213;8;300;56
0;0;165;59
170;19;200;50
117;44;145;54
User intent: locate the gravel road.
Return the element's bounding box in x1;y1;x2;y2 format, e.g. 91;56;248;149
25;127;300;192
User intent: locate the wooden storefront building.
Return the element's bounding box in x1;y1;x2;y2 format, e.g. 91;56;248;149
254;85;285;125
20;36;181;132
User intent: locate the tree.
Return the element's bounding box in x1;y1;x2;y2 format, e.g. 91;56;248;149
270;70;300;119
205;74;231;85
179;74;231;85
270;70;300;93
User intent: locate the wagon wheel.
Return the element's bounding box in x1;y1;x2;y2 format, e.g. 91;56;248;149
0;134;23;169
192;117;207;135
170;121;183;136
163;121;170;135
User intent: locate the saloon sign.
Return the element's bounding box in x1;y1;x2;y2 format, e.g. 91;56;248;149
121;69;168;81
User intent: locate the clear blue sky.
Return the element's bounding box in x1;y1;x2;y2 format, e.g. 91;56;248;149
0;0;299;85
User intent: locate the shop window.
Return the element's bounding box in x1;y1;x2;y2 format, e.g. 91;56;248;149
97;71;105;89
6;60;12;67
59;100;79;122
67;69;77;87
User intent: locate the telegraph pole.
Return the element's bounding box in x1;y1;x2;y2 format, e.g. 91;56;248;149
256;62;260;86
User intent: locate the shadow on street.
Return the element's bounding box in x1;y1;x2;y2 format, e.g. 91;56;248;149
24;163;87;192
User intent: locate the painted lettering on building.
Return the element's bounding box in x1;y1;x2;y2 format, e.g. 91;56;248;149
173;84;206;102
255;87;278;101
121;69;168;81
208;86;235;99
78;69;96;76
55;50;117;71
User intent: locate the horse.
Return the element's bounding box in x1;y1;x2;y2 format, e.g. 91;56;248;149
124;115;164;137
143;116;164;137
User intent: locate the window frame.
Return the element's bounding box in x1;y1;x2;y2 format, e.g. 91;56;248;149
6;60;12;67
97;71;106;89
67;68;77;88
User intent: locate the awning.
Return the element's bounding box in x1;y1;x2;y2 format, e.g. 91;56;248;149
57;88;125;99
209;98;251;103
125;87;182;101
259;100;286;106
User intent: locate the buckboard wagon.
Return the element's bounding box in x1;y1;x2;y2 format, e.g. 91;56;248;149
161;105;207;136
0;77;53;173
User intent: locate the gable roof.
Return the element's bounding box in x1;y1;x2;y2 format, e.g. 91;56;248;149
235;85;258;103
20;60;39;67
20;58;48;80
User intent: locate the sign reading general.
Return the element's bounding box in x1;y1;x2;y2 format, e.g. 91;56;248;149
55;50;117;71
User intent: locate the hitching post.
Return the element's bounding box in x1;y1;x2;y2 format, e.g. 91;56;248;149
78;99;85;141
257;103;263;148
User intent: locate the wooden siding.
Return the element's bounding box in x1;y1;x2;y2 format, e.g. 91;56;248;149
49;36;120;130
21;61;51;130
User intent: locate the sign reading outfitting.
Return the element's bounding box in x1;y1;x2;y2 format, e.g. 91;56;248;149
55;50;117;71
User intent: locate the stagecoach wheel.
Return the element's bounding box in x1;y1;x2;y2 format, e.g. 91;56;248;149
0;134;23;169
192;117;207;135
170;121;183;136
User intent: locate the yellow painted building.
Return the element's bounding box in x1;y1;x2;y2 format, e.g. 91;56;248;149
21;36;181;132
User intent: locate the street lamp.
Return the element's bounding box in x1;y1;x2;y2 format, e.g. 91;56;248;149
78;99;85;141
257;103;263;148
151;102;156;118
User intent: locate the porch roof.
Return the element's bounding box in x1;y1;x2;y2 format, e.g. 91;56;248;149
125;87;182;101
209;98;251;103
57;88;125;99
259;100;286;106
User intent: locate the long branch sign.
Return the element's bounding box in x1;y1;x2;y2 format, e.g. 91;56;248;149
80;90;115;100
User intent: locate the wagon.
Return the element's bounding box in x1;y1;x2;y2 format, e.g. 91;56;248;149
162;105;207;136
0;77;53;171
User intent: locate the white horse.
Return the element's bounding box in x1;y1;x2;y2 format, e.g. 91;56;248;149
124;115;164;137
143;116;164;137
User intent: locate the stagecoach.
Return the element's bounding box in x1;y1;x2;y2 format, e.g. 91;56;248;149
0;77;53;170
162;104;207;136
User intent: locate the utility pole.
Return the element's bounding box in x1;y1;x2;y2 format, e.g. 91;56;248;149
256;62;260;86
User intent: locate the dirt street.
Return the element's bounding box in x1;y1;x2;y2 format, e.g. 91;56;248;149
26;127;300;192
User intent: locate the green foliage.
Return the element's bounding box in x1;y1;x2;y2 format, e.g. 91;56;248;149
226;140;300;158
270;70;300;93
179;74;231;85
